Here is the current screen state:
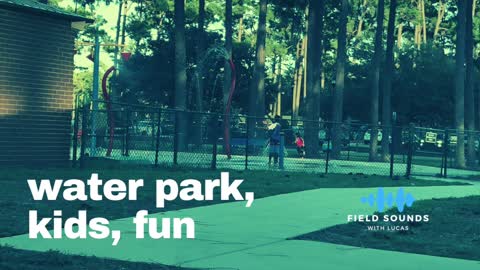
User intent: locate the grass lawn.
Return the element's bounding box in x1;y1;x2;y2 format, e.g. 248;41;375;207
293;196;480;261
0;246;190;270
0;165;470;269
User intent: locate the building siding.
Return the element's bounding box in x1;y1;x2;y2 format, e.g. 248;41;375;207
0;7;75;164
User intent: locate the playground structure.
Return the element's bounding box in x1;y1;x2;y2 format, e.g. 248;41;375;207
101;66;115;156
77;35;131;157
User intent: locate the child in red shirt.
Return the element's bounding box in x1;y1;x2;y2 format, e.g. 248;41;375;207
295;132;305;158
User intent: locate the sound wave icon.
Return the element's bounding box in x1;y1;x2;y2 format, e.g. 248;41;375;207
361;188;415;213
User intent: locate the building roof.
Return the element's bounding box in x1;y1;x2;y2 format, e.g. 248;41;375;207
0;0;94;22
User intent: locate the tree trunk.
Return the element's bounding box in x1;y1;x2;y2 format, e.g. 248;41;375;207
414;25;419;47
421;0;427;44
295;39;306;116
397;23;403;48
271;57;277;116
237;0;244;42
113;0;123;70
111;0;124;102
466;0;476;167
192;0;206;146
276;55;283;116
302;36;308;98
238;17;244;42
292;41;302;119
415;0;421;49
455;0;467;168
332;0;348;159
356;0;368;37
434;1;445;39
303;6;309;99
304;0;324;158
368;0;385;161
381;0;397;161
174;0;188;151
195;0;205;112
120;0;128;47
223;0;233;107
248;0;267;137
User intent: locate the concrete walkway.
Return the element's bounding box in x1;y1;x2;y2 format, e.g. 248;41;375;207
1;180;479;269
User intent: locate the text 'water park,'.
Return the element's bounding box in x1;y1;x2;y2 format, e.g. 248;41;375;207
0;0;479;269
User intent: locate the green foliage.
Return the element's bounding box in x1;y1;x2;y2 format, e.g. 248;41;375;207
394;45;456;127
60;0;480;128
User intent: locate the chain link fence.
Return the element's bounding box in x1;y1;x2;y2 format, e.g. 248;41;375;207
71;102;480;179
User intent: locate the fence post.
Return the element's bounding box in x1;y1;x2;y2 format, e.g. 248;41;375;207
440;130;445;177
325;124;331;174
405;124;414;178
125;108;130;156
279;132;285;170
79;106;88;169
245;116;249;170
151;114;155;148
443;129;449;178
72;107;79;167
121;109;125;155
211;116;219;170
89;105;97;157
347;127;351;160
173;111;179;165
154;109;162;167
211;136;218;169
390;112;397;179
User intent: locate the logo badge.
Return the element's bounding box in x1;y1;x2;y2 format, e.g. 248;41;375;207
361;187;415;213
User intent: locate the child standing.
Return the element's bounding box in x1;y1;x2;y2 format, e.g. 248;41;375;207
295;132;305;158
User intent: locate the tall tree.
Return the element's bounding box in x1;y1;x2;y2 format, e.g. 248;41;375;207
292;39;303;119
304;0;324;157
195;0;205;112
455;0;466;168
465;0;475;167
255;0;268;118
356;0;369;37
120;0;128;47
113;0;123;71
237;0;245;42
302;6;309;100
275;55;283;115
223;0;233;107
381;0;397;161
420;0;427;44
174;0;187;150
368;0;385;161
332;0;348;159
248;0;267;137
434;0;446;39
112;0;124;102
